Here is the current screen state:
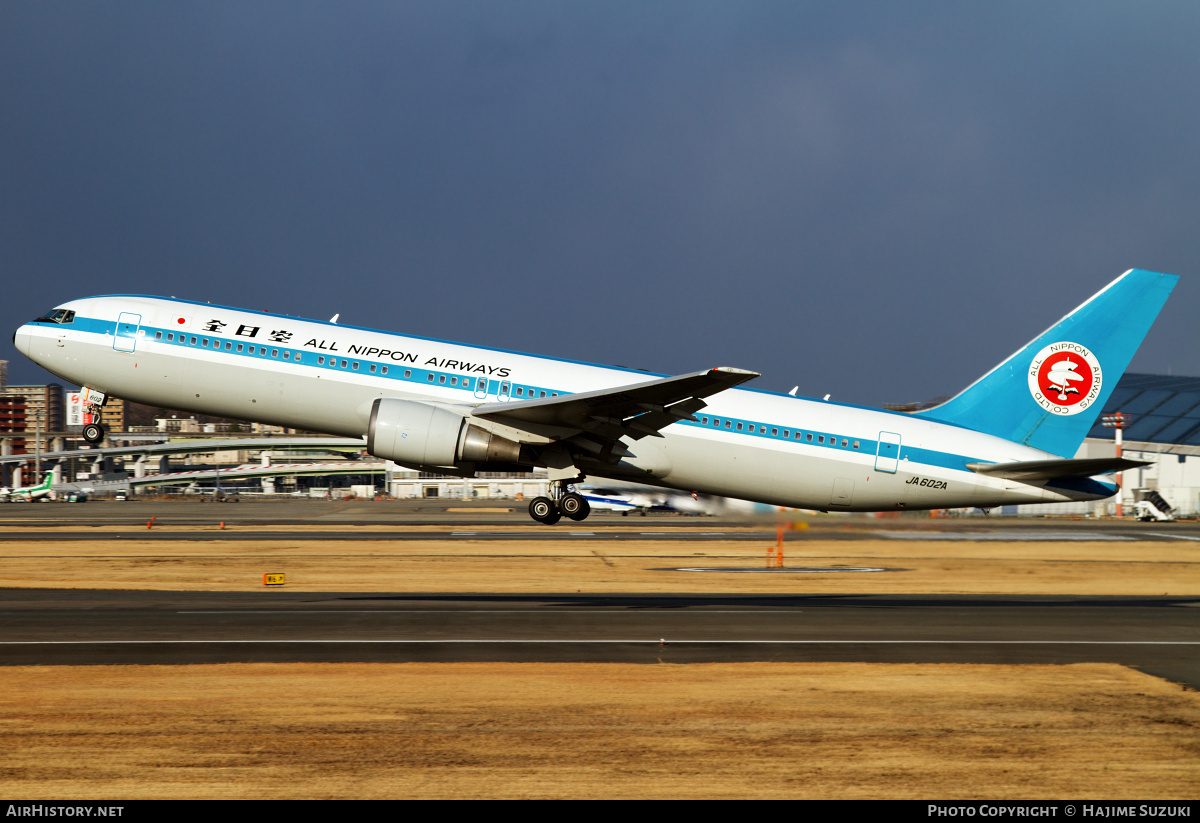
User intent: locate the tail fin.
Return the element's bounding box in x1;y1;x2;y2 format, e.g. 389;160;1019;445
916;269;1178;457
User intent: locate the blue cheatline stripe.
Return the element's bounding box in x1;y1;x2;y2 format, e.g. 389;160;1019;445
49;316;991;477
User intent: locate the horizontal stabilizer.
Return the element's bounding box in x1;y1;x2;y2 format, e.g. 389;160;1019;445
966;457;1151;482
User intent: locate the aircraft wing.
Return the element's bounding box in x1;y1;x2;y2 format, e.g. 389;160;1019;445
966;457;1151;482
472;367;759;442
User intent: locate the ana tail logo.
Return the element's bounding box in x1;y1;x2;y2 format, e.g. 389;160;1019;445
1028;342;1102;416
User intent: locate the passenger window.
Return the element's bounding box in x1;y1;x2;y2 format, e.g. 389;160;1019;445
450;376;457;385
736;422;743;431
439;375;446;384
272;349;279;358
284;352;290;360
202;339;208;346
167;333;174;341
340;360;347;368
427;374;434;382
818;435;824;444
190;336;197;345
225;342;232;350
369;364;376;373
352;362;359;370
404;370;411;378
236;344;243;352
806;433;813;442
381;366;388;375
318;356;325;365
771;428;778;436
841;439;848;447
155;331;162;340
516;387;524;396
725;421;731;429
294;353;300;362
853;441;860;449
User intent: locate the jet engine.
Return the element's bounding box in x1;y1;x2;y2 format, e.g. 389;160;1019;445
367;397;521;469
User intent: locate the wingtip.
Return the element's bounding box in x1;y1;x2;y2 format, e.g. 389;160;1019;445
710;367;761;378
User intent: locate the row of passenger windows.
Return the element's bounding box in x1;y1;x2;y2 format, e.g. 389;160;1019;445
315;355;402;376
699;415;860;449
422;372;557;399
156;331;299;360
154;331;538;395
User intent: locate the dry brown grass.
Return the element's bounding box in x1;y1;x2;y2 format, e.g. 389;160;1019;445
4;528;1198;798
1;536;1196;595
2;662;1198;799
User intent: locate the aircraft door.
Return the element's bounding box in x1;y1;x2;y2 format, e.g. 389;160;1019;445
497;380;511;402
113;313;142;353
875;431;901;473
474;377;488;400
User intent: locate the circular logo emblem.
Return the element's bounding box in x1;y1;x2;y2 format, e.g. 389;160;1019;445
1027;342;1102;416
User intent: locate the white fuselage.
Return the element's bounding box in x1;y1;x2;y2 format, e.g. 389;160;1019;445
14;295;1114;511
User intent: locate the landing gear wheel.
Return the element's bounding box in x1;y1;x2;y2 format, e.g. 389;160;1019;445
82;423;105;444
559;492;591;521
529;496;561;525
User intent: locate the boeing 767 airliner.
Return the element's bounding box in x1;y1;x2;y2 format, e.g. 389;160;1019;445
13;269;1177;523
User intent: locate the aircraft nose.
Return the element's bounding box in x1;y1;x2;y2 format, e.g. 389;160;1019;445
13;325;31;358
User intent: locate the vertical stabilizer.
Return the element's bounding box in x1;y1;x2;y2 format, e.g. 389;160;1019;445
916;269;1178;457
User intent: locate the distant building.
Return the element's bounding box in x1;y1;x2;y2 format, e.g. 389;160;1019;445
154;416;201;433
0;384;64;452
0;395;28;455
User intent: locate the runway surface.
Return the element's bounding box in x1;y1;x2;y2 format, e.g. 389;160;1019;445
3;500;1197;686
4;589;1198;687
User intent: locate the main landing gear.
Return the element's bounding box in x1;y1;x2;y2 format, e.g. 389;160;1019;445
528;480;591;525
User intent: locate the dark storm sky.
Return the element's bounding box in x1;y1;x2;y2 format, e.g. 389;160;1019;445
3;2;1197;407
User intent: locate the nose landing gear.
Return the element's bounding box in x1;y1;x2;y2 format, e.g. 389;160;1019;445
79;388;108;444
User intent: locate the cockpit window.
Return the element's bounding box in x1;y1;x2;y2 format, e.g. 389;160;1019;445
34;309;76;324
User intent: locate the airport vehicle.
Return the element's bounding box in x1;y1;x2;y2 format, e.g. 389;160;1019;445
0;472;54;503
578;481;768;516
1135;490;1175;522
13;269;1176;523
578;483;707;515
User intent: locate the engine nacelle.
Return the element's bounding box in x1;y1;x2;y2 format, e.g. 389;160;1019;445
367;397;521;468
